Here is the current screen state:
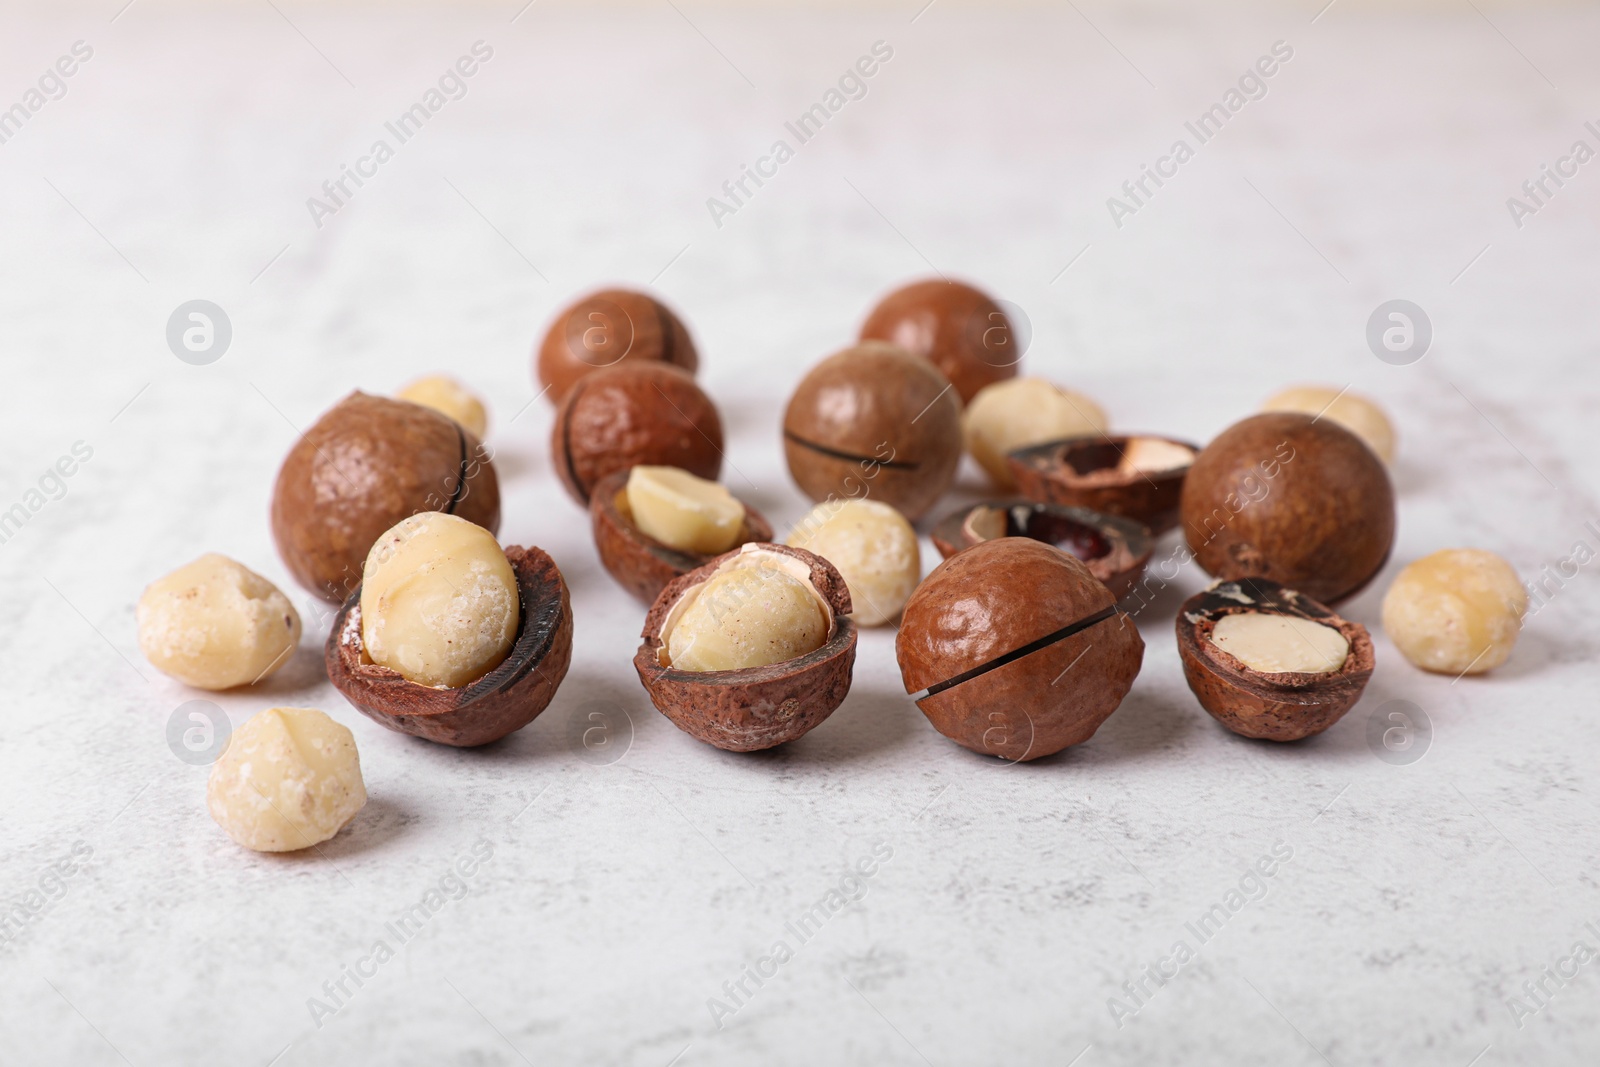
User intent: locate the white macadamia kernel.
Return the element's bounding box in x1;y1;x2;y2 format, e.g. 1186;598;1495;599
396;374;488;439
1262;385;1396;463
1382;548;1526;675
625;465;744;555
1210;612;1350;674
1118;437;1195;474
360;512;519;689
786;499;920;626
666;560;829;672
963;377;1109;489
137;553;301;690
207;706;366;853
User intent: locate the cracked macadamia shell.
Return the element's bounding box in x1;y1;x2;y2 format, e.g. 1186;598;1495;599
271;391;501;603
931;501;1152;601
327;545;574;747
536;289;698;405
782;341;961;521
552;363;723;505
1177;578;1374;741
896;538;1144;761
859;278;1019;404
207;706;366;853
635;543;857;752
137;553;301;690
1008;434;1198;535
1180;413;1394;604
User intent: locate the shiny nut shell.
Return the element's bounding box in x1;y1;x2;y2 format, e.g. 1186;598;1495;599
326;545;573;747
1007;434;1197;536
536;288;698;405
930;500;1153;600
859;278;1019;403
635;543;856;752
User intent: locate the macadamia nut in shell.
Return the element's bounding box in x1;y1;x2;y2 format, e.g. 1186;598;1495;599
786;499;921;626
1382;549;1526;674
137;554;301;690
207;706;366;852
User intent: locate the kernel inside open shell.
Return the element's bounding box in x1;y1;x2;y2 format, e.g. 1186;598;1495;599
930;501;1153;600
1007;433;1198;535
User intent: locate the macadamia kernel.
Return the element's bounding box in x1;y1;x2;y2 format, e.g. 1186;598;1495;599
1118;437;1195;474
625;465;744;555
396;374;488;439
666;564;828;672
207;706;366;852
963;377;1109;488
786;499;921;626
1210;613;1350;674
137;554;301;690
361;512;519;688
1382;549;1526;675
1262;386;1396;463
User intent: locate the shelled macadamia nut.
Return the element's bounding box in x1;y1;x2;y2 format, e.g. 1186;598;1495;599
397;374;489;439
665;563;830;672
963;378;1108;489
360;513;519;689
786;499;921;626
137;554;301;690
626;466;745;556
1262;385;1395;464
207;706;366;853
1382;549;1527;675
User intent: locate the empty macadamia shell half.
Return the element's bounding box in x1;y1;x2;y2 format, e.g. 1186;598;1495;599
1176;577;1374;742
326;545;573;747
931;501;1153;600
590;469;773;605
635;543;857;752
1008;434;1198;535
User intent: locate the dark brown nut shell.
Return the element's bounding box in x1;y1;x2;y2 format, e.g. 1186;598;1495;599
1007;434;1198;536
781;341;961;521
634;543;856;752
858;278;1019;403
1176;577;1374;742
896;538;1145;761
589;468;774;605
930;501;1153;600
271;391;501;603
1180;413;1395;604
536;288;698;405
551;363;723;506
326;545;573;747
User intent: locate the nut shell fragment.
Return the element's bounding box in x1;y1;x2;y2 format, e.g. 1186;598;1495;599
1008;434;1197;535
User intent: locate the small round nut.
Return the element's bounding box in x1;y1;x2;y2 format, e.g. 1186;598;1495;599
786;499;921;627
536;289;698;405
137;554;301;690
360;513;519;689
626;466;745;556
1382;549;1527;675
859;278;1020;403
665;563;830;672
1262;385;1396;463
207;706;366;853
397;374;488;439
963;378;1108;489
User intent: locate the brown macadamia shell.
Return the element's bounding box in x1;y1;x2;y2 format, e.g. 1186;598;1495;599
859;278;1019;403
536;289;698;405
931;501;1153;600
1008;434;1198;536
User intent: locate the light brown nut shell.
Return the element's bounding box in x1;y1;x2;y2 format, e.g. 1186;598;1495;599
535;288;698;405
589;469;773;605
635;543;856;752
1007;434;1198;536
326;545;573;747
930;500;1153;601
858;278;1019;403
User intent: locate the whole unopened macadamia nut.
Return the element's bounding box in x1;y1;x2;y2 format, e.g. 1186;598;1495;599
1382;549;1527;674
137;554;301;690
1262;385;1396;463
860;278;1020;403
397;374;488;439
360;513;520;689
964;377;1109;489
536;289;698;405
786;499;921;626
207;706;366;852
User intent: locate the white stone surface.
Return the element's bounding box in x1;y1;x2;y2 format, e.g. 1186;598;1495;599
1;2;1597;1065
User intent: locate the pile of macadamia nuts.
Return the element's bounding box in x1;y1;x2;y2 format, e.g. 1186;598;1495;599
134;277;1532;853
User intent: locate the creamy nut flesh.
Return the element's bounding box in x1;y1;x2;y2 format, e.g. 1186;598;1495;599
625;465;745;555
1381;548;1526;674
360;512;519;688
1116;437;1195;474
137;553;301;690
396;374;488;438
207;706;366;852
663;548;831;672
1262;385;1395;464
963;377;1108;488
1210;612;1350;674
786;498;920;627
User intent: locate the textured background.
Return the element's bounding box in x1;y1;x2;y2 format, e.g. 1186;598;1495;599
1;2;1597;1065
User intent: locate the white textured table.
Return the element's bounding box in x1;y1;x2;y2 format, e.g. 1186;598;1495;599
2;3;1598;1065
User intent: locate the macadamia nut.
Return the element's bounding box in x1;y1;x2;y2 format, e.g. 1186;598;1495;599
786;499;921;626
1262;386;1396;464
626;465;744;555
666;564;829;672
361;513;519;688
1382;548;1526;675
964;377;1108;489
396;374;488;439
208;706;366;852
1118;437;1195;474
137;554;302;690
1210;613;1350;674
